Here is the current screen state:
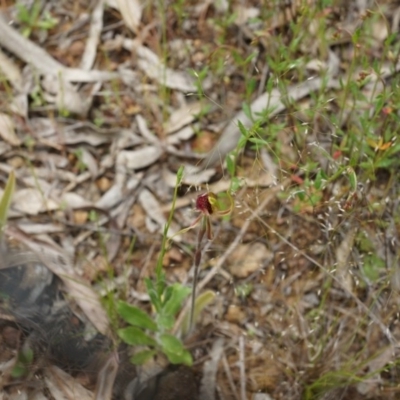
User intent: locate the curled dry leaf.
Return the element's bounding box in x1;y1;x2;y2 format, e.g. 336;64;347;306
200;338;224;400
116;0;142;33
0;113;21;146
62;192;92;209
45;365;93;400
16;221;63;235
0;15;118;83
136;114;159;144
0;48;23;90
166;124;197;145
79;147;99;177
135;45;199;92
234;5;260;25
138;188;166;231
12;188;58;215
41;76;90;117
80;0;104;71
96;184;123;209
116;146;162;170
94;351;119;400
164;102;204;134
162;166;215;188
62;129;110;146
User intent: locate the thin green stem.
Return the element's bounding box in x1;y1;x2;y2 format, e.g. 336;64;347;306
189;217;207;332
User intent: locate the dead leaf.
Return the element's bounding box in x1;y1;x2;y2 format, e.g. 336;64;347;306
136;114;159;143
79;148;99;177
41;75;90;116
116;0;142;33
135;45;201;92
0;48;22;90
0;15;118;83
62;129;110;146
61;192;92;209
80;0;104;71
0;113;21;146
200;338;224;400
335;227;357;293
96;184;123;209
94;351;119;400
234;6;260;25
138;188;167;234
166;125;197;145
12;188;58;215
229;243;273;278
116;146;162;170
45;365;93;400
16;221;62;234
164;102;203;134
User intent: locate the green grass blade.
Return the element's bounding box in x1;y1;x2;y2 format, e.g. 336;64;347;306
0;171;15;239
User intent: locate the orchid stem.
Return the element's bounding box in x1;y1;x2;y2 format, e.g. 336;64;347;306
189;217;207;333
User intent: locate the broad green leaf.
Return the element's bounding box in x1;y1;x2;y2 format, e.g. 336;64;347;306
117;301;157;331
11;364;27;378
181;290;216;335
145;278;161;312
346;167;357;191
117;327;157;347
242;102;252;121
225;153;235;177
130;350;157;365
162;283;191;317
237;120;248;136
160;333;184;355
0;171;15;238
164;348;193;366
314;170;323;190
156;313;175;331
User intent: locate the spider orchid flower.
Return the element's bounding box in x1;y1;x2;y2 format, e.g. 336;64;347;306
171;191;233;241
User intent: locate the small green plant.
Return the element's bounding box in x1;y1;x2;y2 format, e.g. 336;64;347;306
117;167;193;365
0;171;15;240
11;345;34;378
117;167;233;365
16;1;58;37
117;284;192;365
169;190;233;332
73;148;88;173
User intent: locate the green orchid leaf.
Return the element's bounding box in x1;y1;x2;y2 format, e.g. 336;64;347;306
117;301;157;331
130;350;157;365
117;327;157;347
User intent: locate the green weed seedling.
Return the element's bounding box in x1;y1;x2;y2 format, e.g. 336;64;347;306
16;1;57;38
11;344;34;379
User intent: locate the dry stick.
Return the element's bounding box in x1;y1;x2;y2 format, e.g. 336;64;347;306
173;183;286;335
238;336;247;400
190;223;207;332
244;202;397;347
222;354;240;400
94;351;119;400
